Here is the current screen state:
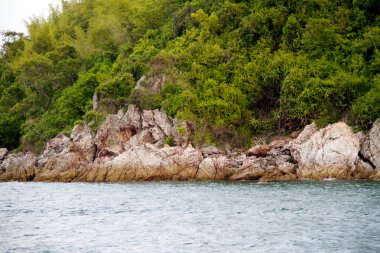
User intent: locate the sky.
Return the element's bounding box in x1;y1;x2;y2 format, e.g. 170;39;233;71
0;0;62;35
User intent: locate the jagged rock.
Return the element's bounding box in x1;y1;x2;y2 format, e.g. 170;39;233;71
356;131;366;146
354;158;376;179
123;104;142;131
246;144;270;157
172;120;192;147
90;144;203;182
291;130;301;139
135;75;167;93
70;124;96;162
0;152;37;181
196;157;216;180
153;109;173;136
294;122;360;179
226;154;246;169
246;137;292;158
37;134;71;167
196;156;232;180
289;122;319;146
268;137;292;149
35;123;96;182
1;106;379;182
230;157;277;180
275;155;296;175
142;110;155;128
361;119;380;169
230;153;297;181
200;146;220;157
94;113;127;155
92;91;99;110
0;148;8;161
287;122;319;162
94;105;141;155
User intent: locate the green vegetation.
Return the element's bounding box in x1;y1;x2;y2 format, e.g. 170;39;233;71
0;0;379;152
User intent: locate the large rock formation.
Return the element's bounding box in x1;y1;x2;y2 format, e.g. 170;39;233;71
88;144;203;181
34;123;96;182
0;105;379;182
290;122;361;179
0;152;37;181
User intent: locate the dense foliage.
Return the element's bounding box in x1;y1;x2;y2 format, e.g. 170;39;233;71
0;0;379;152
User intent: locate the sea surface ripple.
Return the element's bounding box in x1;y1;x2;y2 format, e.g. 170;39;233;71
0;181;379;252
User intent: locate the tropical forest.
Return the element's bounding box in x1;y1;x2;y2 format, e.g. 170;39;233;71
0;0;379;153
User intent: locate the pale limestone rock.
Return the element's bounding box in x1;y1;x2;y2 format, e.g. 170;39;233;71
275;155;296;175
292;122;319;146
93;144;203;182
153;109;173;136
195;156;230;180
3;105;380;183
142;110;155;128
122;104;142;131
295;122;360;179
197;157;217;180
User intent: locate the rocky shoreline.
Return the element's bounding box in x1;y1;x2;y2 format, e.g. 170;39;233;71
0;105;379;182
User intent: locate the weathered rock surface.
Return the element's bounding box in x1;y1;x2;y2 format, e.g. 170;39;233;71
34;123;96;182
0;148;8;161
0;106;379;182
88;144;203;181
361;119;380;169
0;152;37;181
246;144;270;157
135;75;167;93
94;105;141;156
291;122;363;179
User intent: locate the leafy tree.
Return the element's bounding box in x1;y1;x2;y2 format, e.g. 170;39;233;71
0;0;379;151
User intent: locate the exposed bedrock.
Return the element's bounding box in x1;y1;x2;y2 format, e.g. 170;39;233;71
0;105;379;182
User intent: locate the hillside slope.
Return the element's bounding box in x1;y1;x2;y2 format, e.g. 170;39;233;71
0;0;379;152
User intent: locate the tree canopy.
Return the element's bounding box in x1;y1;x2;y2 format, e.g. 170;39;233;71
0;0;379;152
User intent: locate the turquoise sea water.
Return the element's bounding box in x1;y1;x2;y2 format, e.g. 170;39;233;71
0;181;379;252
